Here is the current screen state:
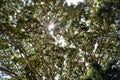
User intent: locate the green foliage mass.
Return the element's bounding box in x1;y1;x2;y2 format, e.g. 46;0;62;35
0;0;120;80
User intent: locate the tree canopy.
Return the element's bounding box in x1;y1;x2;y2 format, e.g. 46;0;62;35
0;0;120;80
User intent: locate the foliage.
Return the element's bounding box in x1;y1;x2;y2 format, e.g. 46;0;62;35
81;60;120;80
0;0;120;80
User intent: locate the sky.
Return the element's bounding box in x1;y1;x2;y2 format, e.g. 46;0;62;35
66;0;84;5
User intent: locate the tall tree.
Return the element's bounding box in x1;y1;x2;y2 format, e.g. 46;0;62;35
0;0;120;80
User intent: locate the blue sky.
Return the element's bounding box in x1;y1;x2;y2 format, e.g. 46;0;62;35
66;0;84;5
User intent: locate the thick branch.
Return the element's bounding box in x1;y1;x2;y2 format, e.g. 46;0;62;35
0;66;18;77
